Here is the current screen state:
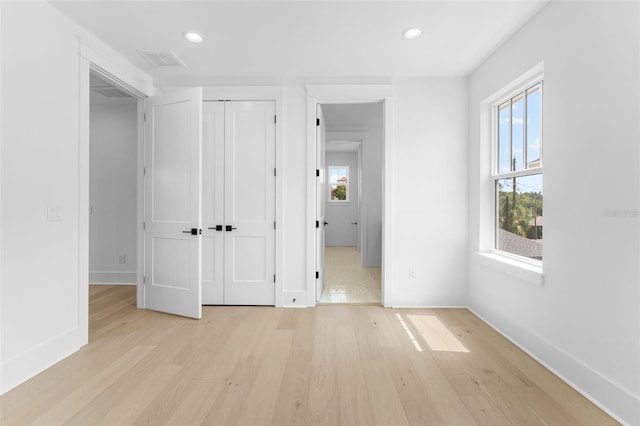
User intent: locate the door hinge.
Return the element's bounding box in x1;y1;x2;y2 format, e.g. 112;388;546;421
315;271;319;279
274;221;276;230
143;276;146;284
316;169;320;177
274;115;277;124
143;167;146;176
143;222;146;231
274;168;276;177
143;113;146;122
274;274;276;283
316;118;320;126
315;220;319;228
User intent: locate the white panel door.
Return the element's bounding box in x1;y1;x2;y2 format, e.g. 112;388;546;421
223;101;276;305
316;105;326;302
144;88;203;319
201;102;225;304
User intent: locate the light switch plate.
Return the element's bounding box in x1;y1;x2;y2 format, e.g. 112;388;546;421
47;207;63;221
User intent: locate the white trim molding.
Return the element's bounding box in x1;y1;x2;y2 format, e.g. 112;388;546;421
0;328;80;394
77;35;155;349
475;252;544;286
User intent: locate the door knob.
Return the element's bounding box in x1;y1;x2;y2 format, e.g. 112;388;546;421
226;225;237;231
182;228;201;235
351;222;358;225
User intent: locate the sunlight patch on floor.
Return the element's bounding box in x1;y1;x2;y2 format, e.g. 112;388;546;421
396;313;423;352
407;314;469;353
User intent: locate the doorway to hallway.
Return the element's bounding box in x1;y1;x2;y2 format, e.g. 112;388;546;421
88;70;140;337
319;247;381;304
315;101;384;305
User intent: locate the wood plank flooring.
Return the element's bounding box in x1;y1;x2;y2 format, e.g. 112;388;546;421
0;285;617;425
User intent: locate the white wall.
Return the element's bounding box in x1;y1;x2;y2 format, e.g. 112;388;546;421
391;78;469;306
1;1;84;393
0;1;151;394
359;124;383;267
89;100;137;284
274;78;469;307
325;151;359;247
468;2;640;424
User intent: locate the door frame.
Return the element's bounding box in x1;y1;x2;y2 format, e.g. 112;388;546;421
202;87;284;307
305;85;395;307
78;37;156;346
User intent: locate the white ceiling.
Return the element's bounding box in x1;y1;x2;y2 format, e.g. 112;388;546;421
50;0;549;85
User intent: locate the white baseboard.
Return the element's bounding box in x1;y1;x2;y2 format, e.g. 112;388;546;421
391;305;468;309
468;298;639;426
1;327;81;395
283;291;308;308
89;271;136;284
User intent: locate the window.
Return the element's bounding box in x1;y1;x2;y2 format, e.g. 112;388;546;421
494;82;543;261
328;166;349;202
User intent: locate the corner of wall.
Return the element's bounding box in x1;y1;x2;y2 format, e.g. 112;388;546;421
468;298;640;426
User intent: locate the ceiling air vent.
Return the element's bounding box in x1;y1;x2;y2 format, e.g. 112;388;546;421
138;50;186;68
92;86;131;98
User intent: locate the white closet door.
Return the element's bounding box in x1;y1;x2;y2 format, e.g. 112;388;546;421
224;101;276;305
201;102;225;304
144;88;203;319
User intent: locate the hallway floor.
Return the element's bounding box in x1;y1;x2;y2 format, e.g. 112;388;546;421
319;246;381;304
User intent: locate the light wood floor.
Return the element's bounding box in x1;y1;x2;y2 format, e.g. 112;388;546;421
0;285;616;426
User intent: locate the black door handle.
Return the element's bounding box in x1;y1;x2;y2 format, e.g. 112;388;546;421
208;225;223;231
226;225;237;231
351;222;358;225
182;228;201;235
323;221;329;226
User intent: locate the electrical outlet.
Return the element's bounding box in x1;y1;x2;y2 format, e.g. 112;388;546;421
409;269;415;280
119;254;126;264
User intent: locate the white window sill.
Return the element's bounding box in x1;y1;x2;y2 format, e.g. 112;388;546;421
475;252;544;287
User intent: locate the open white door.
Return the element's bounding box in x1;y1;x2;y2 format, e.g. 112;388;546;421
144;88;203;319
316;105;326;301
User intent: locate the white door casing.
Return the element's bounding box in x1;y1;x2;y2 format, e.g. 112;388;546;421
305;85;394;307
315;105;326;302
144;87;203;319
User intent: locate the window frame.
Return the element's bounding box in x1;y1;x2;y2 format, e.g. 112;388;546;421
491;80;544;266
327;165;350;203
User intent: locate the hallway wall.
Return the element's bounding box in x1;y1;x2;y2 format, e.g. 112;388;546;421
89;100;137;284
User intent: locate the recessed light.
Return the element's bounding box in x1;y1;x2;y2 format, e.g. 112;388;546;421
402;28;422;40
183;32;204;43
